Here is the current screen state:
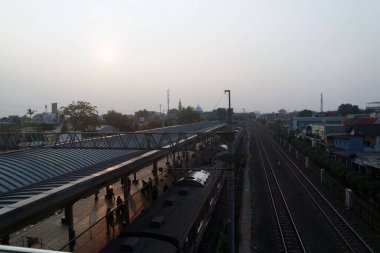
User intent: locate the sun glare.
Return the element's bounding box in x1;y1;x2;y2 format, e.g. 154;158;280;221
96;44;116;64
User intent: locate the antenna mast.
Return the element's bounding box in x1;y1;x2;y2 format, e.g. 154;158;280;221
167;89;170;115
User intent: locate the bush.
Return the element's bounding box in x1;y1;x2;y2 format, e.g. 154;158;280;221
345;171;360;190
367;181;380;196
272;123;380;207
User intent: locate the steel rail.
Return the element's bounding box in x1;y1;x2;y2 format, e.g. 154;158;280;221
253;128;306;253
265;130;374;253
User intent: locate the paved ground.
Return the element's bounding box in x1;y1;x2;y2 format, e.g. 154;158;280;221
7;155;194;252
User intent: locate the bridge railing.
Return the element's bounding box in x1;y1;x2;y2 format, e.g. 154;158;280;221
0;132;216;150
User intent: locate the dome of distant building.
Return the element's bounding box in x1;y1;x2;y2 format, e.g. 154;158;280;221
195;105;203;112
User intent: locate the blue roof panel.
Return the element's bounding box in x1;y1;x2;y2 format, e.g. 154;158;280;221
0;149;132;193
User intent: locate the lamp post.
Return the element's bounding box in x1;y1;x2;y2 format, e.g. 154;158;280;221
243;108;246;127
224;90;235;253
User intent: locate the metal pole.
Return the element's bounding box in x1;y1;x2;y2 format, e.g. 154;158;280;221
65;204;76;251
225;89;235;253
243;108;246;127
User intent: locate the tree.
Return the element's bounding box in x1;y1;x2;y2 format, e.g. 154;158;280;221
26;108;35;119
60;101;100;131
297;109;313;117
147;115;163;129
103;110;133;132
337;103;362;116
135;109;150;122
177;106;201;124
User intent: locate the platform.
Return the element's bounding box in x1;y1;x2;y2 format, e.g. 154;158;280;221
7;156;193;253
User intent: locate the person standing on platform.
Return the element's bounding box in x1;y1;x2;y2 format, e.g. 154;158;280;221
116;196;123;216
94;190;99;202
106;208;114;235
109;186;115;200
152;184;158;201
148;177;153;192
142;180;147;195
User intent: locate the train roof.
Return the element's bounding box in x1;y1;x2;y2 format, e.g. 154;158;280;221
122;168;221;251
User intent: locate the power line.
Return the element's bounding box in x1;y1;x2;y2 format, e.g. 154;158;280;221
0;104;45;109
212;92;226;110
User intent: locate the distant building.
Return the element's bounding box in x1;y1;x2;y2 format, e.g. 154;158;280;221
134;109;163;128
292;116;346;130
195;105;203;113
32;112;59;124
296;112;380;177
0;121;14;129
253;111;261;117
366;102;380;112
200;111;216;120
345;125;380;152
52;103;58;114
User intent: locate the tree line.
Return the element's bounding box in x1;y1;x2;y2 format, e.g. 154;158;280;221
297;103;375;117
59;100;202;132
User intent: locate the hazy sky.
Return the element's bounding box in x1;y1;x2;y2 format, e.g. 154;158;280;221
0;0;379;117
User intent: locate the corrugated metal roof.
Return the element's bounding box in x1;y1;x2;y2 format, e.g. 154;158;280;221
0;150;137;208
0;122;224;205
0;149;132;193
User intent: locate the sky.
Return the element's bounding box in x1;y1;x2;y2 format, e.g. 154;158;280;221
0;0;379;117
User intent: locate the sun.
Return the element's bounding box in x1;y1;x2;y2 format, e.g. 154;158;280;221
96;44;116;64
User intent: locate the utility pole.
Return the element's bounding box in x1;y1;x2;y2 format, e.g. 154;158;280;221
224;89;235;253
167;89;170;115
160;104;164;127
243;108;246;128
320;93;324;113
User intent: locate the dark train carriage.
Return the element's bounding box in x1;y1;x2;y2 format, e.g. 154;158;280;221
122;168;225;253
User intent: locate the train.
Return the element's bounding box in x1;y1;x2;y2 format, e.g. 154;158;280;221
119;167;226;253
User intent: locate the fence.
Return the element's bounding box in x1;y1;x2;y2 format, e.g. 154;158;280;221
278;137;380;233
58;166;185;252
8;155;190;252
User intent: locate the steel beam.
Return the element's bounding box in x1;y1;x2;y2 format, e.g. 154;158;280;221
0;132;229;150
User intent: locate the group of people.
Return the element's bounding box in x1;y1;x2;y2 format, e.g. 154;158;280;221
104;172;171;235
105;186;115;200
121;176;132;193
103;177;133;235
98;176;132;203
106;195;128;235
141;177;158;201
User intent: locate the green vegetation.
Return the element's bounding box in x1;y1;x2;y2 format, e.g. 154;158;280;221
26;108;36;119
60;101;101;131
297;109;314;117
216;230;227;253
176;106;201;124
102;110;134;132
271;124;380;207
337;103;362;116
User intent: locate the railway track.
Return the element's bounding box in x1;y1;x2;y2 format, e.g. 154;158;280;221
253;128;306;253
259;125;375;253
